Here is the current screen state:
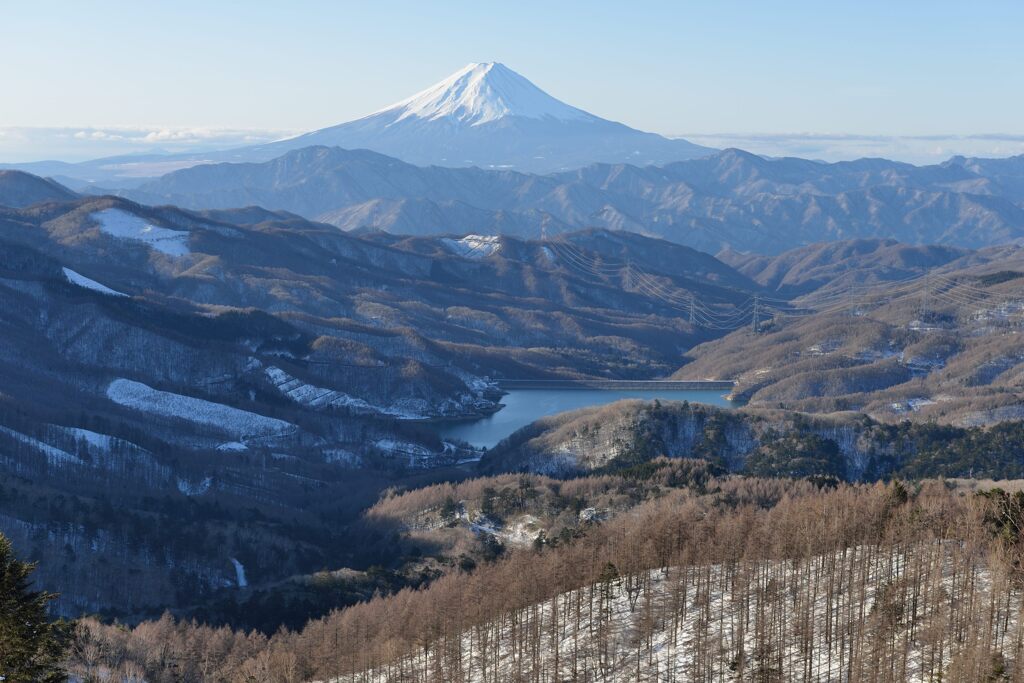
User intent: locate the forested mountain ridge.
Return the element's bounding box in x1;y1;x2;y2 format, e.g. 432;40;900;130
718;238;970;296
3;192;763;384
0;169;77;207
481;398;1024;481
0;230;487;616
675;239;1024;421
121;146;1024;253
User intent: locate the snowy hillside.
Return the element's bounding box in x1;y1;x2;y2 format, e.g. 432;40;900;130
338;543;1010;682
106;378;294;439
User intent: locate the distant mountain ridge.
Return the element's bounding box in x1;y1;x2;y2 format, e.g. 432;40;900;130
123;145;1024;254
0;170;76;207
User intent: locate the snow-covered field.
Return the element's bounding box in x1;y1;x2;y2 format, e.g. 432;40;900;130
106;378;294;438
442;234;501;258
62;267;128;297
92;208;191;256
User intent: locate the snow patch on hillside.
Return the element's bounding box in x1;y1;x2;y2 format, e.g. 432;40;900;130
62;267;127;297
92;208;191;256
264;366;428;419
442;234;501;258
106;379;293;438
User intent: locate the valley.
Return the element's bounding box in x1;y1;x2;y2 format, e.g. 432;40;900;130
3;23;1024;681
4;163;1024;631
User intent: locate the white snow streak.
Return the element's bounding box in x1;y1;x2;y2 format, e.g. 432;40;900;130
62;267;128;297
231;558;248;588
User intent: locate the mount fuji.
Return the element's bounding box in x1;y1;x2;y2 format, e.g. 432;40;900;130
3;62;711;184
243;62;713;173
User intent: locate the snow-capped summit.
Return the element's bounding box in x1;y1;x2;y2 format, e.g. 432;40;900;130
234;63;714;173
2;63;713;183
373;62;597;127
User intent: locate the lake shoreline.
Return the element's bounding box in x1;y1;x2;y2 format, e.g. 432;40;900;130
432;388;736;450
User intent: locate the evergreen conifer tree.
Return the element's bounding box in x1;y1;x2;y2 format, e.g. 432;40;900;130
0;534;70;682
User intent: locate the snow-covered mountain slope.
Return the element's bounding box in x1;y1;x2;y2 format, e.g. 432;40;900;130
246;62;712;172
373;62;598;127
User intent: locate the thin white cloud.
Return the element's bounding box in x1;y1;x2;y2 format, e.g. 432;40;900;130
3;125;1024;167
674;132;1024;164
0;126;296;162
74;130;126;141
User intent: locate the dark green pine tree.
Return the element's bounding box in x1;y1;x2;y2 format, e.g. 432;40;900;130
0;533;71;682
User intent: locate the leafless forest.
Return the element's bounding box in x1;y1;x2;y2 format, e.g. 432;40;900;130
69;477;1024;682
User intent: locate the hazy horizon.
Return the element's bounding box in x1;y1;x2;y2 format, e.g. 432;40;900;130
5;124;1024;166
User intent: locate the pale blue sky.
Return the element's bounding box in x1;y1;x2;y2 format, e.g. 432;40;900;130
3;1;1023;162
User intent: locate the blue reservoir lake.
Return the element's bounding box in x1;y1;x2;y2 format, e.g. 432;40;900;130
436;388;734;449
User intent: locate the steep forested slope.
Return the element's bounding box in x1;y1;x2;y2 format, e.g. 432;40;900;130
676;242;1024;422
68;478;1024;683
481;398;1024;481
